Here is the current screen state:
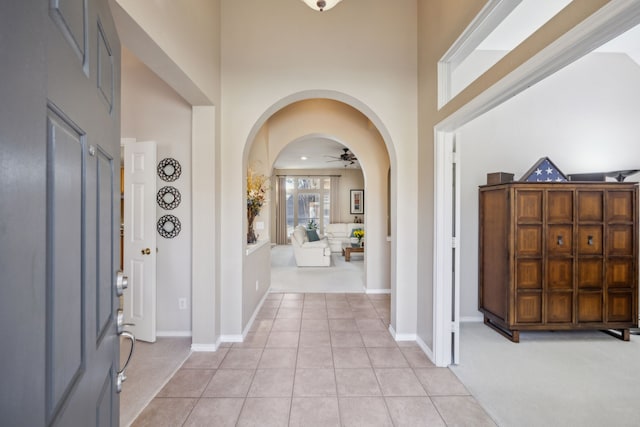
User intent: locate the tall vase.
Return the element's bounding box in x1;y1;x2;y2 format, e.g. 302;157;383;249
247;212;257;244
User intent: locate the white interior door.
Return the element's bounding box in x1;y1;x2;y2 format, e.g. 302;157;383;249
123;139;157;342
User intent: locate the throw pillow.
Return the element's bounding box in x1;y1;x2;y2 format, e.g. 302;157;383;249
306;229;320;242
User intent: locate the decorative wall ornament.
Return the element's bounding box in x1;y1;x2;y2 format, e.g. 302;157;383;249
157;186;181;210
157;214;181;238
157;157;182;182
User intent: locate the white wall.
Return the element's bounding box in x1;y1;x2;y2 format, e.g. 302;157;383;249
221;0;417;336
121;47;193;334
458;52;640;320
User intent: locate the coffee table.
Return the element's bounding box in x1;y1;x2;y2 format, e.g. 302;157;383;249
343;246;364;261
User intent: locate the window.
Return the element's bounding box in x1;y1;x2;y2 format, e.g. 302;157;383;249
285;176;332;236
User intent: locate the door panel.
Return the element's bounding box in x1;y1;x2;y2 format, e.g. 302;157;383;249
547;258;573;290
547;225;572;255
516;293;542;323
577;191;603;221
547;190;573;223
577;259;603;289
123;140;158;343
516;191;542;222
46;107;85;422
48;0;121;424
607;191;633;222
578;292;603;322
607;259;634;288
608;225;634;256
546;293;573;323
516;226;542;256
577;225;602;255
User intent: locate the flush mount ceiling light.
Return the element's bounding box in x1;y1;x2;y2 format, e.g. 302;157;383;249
301;0;343;12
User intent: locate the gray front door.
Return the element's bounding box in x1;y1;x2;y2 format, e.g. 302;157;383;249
0;1;122;425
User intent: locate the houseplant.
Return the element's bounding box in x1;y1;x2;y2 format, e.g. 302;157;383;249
352;228;364;247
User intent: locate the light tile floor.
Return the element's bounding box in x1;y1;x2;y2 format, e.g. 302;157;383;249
132;293;496;426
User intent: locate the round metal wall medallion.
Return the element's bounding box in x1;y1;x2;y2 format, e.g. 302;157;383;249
157;158;182;182
157;186;181;210
157;215;181;238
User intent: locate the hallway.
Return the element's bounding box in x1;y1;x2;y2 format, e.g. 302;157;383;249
129;293;494;426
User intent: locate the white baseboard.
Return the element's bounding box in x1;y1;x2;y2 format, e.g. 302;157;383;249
220;334;243;343
388;325;436;365
460;316;484;323
415;335;436;364
191;343;218;352
387;324;416;341
366;288;391;294
156;330;192;337
241;289;272;338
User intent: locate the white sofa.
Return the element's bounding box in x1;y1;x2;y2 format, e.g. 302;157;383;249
324;223;365;253
290;225;331;267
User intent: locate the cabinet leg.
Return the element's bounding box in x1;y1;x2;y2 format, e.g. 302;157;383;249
601;328;631;341
484;316;519;343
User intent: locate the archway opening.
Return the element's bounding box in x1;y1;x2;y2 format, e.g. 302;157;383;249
242;97;393;328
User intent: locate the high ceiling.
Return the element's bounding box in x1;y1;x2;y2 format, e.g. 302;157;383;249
273;3;640;171
272;137;361;170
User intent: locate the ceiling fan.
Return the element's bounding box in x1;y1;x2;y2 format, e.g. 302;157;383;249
325;148;357;166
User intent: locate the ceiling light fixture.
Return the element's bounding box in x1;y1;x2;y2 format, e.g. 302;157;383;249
301;0;343;12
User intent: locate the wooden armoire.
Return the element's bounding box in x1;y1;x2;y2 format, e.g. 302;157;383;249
479;182;638;342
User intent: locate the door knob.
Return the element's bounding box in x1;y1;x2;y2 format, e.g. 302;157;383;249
115;270;128;296
141;248;151;255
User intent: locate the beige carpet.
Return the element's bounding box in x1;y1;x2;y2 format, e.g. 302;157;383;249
120;337;191;426
270;244;366;293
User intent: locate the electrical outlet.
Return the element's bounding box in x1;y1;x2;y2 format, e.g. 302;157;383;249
255;280;259;291
178;298;187;310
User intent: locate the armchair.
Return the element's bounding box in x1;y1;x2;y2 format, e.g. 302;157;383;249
290;225;331;267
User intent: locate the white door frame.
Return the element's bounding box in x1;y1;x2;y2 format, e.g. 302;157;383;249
432;1;640;367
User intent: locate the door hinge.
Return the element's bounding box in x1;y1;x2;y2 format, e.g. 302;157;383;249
451;321;459;334
449;152;458;164
451;236;458;248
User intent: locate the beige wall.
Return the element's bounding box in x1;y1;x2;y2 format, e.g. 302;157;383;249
121;47;193;334
221;0;417;335
113;0;220;104
114;0;627;357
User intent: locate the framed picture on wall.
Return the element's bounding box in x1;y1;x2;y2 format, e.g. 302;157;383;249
350;189;364;214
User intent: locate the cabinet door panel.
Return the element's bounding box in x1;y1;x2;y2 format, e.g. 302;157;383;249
607;259;634;288
578;225;602;255
607;191;634;222
546;292;573;323
547;225;572;255
516;260;542;290
516;293;541;323
516;226;542;256
578;292;603;322
577;191;603;222
577;259;603;289
516;191;543;222
547;259;573;290
607;291;634;322
547;190;573;223
607;225;634;256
